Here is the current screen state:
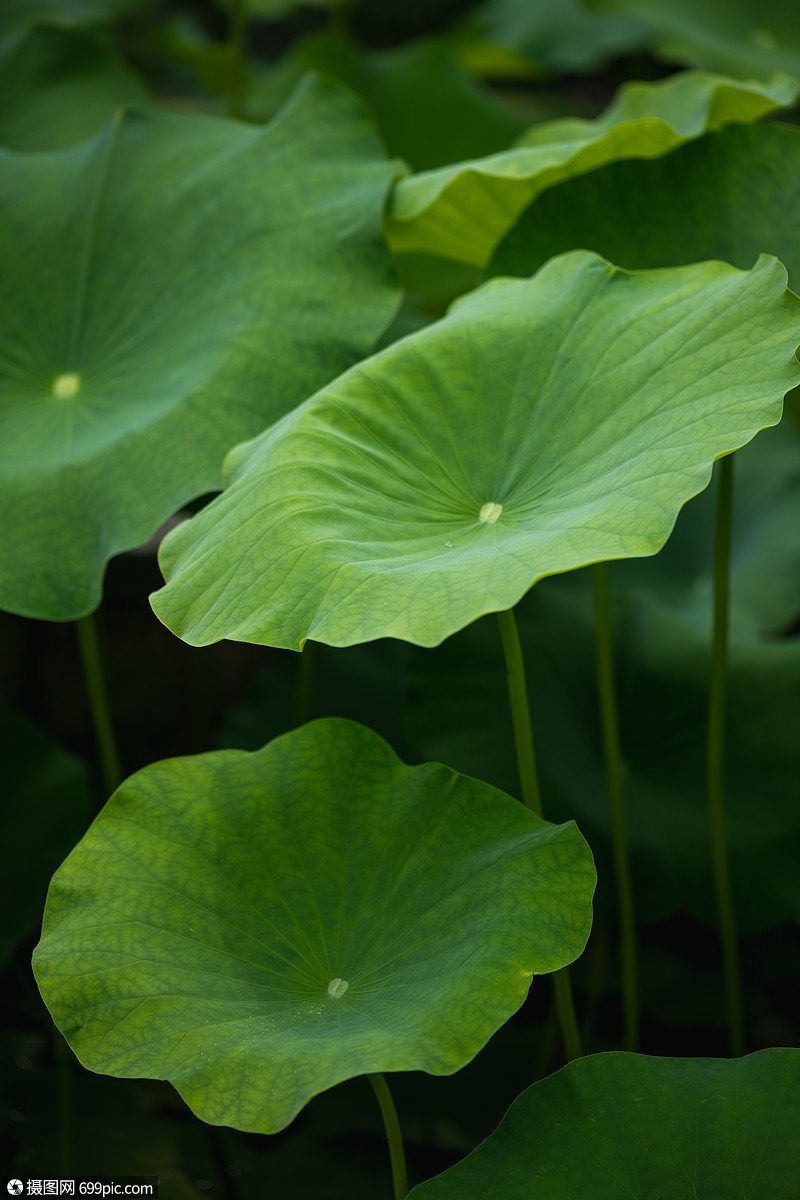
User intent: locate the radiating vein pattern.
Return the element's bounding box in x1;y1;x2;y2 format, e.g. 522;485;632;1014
33;719;595;1134
153;251;800;650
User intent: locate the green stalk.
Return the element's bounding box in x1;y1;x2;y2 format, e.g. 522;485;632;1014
496;608;542;818
533;991;559;1082
707;453;744;1056
227;0;248;119
496;607;583;1061
75;612;121;796
368;1073;408;1200
328;0;358;32
190;646;214;755
295;640;314;727
206;1124;239;1200
57;1033;72;1176
551;969;583;1062
592;562;638;1051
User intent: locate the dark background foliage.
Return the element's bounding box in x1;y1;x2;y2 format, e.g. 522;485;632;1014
2;0;799;1195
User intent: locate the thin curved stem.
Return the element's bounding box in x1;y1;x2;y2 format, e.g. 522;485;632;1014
295;640;314;727
190;646;214;754
57;1033;72;1176
75;612;121;796
552;969;583;1062
496;608;542;817
708;453;744;1056
533;990;559;1082
367;1073;408;1200
496;607;583;1061
206;1124;239;1200
592;562;638;1051
227;0;248;119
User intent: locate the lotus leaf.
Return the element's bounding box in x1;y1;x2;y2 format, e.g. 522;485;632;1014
460;0;650;76
0;74;401;620
492;122;800;287
384;69;798;265
0;23;151;152
151;251;800;650
590;0;800;81
32;718;595;1134
409;1048;800;1198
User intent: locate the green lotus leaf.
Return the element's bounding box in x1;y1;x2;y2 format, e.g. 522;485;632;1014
384;69;798;265
590;0;800;81
0;74;401;621
492;122;800;286
0;23;151;152
151;251;800;651
409;1048;800;1198
32;718;596;1134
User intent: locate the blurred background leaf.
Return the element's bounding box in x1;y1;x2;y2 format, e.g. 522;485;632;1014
0;22;151;151
588;0;800;80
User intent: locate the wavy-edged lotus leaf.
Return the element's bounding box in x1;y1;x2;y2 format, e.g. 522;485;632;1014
32;718;596;1135
0;23;151;152
151;251;800;651
384;69;798;265
590;0;800;81
0;74;401;621
409;1048;800;1198
492;122;800;286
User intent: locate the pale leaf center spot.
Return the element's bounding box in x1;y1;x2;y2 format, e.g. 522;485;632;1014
479;502;503;524
327;977;349;998
52;373;81;400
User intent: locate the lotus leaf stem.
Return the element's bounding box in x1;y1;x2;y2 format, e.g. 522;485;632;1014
295;640;314;726
592;562;639;1051
206;1125;239;1200
75;612;122;797
551;969;583;1063
497;607;583;1061
228;0;249;119
57;1034;72;1175
496;607;542;818
708;452;744;1056
368;1073;408;1199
